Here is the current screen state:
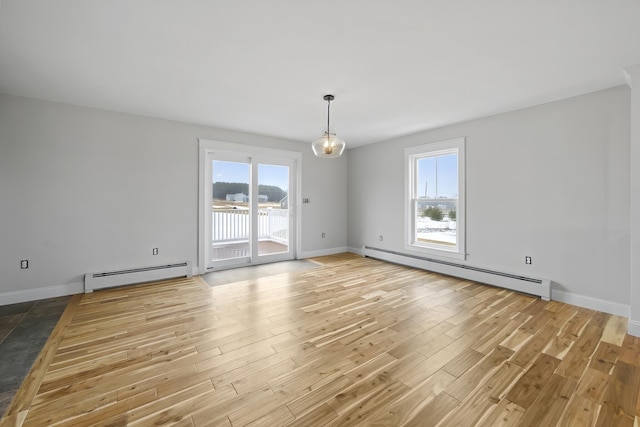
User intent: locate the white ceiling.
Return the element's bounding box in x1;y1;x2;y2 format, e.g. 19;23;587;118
1;1;639;148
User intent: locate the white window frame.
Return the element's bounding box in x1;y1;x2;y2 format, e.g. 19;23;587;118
405;137;466;260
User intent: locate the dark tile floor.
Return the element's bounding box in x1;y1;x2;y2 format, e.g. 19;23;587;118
0;296;70;416
201;259;319;286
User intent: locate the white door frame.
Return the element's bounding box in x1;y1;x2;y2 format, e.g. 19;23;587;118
198;139;302;274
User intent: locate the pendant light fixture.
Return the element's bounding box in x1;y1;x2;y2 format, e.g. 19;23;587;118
312;94;346;158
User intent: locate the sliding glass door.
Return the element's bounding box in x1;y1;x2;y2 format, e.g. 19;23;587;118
202;148;296;270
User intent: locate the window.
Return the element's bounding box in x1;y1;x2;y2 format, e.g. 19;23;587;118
405;137;465;259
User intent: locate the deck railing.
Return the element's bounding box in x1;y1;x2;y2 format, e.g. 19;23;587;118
212;208;288;243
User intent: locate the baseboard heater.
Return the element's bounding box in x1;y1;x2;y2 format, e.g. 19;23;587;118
362;246;550;300
84;262;192;293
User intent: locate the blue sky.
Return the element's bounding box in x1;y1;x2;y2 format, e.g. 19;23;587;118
417;154;457;198
212;161;289;192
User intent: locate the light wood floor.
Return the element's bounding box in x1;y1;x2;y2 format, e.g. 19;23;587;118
2;253;640;426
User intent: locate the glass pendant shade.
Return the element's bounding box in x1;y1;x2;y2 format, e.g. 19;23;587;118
312;94;346;158
312;132;346;158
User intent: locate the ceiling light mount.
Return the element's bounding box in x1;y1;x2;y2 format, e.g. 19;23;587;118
312;94;345;158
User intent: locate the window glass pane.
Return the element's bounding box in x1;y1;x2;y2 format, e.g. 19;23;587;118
414;152;458;247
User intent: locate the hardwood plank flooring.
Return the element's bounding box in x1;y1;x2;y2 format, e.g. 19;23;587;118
2;253;640;426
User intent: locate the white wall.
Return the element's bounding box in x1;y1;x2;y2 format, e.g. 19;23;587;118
626;64;640;336
348;86;631;314
1;86;631;316
0;94;348;302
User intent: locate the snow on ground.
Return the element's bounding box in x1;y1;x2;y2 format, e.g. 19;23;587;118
416;217;457;244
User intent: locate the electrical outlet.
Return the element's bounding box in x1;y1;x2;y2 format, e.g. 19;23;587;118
303;198;310;204
20;260;28;269
321;232;325;238
525;256;532;265
152;248;159;255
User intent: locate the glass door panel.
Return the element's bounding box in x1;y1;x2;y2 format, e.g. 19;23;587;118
211;159;251;266
257;163;290;257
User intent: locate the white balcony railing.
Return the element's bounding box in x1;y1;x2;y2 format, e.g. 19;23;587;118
212;208;288;243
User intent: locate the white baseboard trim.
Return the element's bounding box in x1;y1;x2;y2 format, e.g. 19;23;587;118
628;320;640;337
551;289;630;317
0;282;84;306
347;246;364;256
299;247;349;259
